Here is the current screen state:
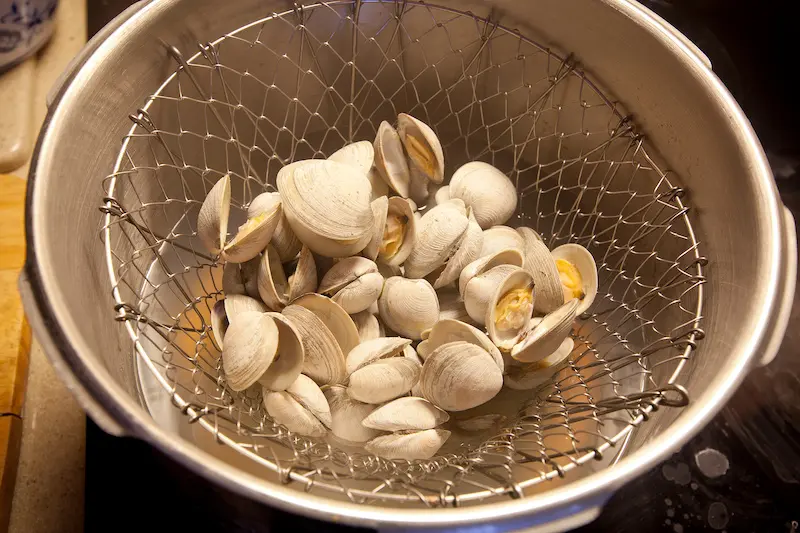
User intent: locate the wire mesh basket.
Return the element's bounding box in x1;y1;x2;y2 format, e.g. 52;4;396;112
102;0;704;507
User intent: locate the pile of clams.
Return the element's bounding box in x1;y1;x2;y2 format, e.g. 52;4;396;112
201;113;599;460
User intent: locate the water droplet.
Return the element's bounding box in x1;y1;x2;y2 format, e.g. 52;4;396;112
707;502;729;530
666;519;672;525
673;523;684;533
683;513;689;519
663;462;692;485
667;509;675;518
690;482;698;490
696;448;730;479
665;498;673;506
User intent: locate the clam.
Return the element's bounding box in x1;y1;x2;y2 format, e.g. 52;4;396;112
420;341;503;411
462;264;523;326
364;197;417;266
479;225;525;258
459;248;524;299
345;337;412;375
362;397;449;431
416;340;432;361
378;277;439;340
511;298;579;363
221;197;281;263
408;166;430;205
437;289;474;325
259;312;305;391
433;184;451;206
404;200;469;279
328;141;375;176
211;294;268;349
431;208;483;289
263;374;331;437
197;174;231;255
365;429;450;460
294;293;360;357
449;162;518;229
426;319;503;371
222;311;278;391
324;385;379;443
257;244;317;311
351;310;383;342
505;337;575;390
373;121;411;198
318;257;384;314
277;159;374;257
281;304;346;385
222;256;260;299
551;244;599;315
485;268;535;352
397;113;444;184
250;192;302;263
518;227;564;314
348;357;421;404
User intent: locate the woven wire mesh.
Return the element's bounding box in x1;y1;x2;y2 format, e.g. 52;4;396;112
101;0;705;506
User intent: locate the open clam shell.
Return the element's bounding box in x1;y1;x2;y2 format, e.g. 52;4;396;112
463;264;522;326
277;159;374;257
328;140;375;176
505;337;575;390
432;208;483;289
518;228;564;314
211;294;268;349
426;319;503;372
551;243;599;315
263;374;331;437
365;197;417;267
365;429;451;461
480;225;525;258
222;311;279;391
362;397;449;431
294;293;360;357
222;256;261;299
459;248;524;299
318;257;384;314
378;277;439;340
486;269;535;352
250;192;302;263
408;166;431;205
420;341;503;411
449;162;518;229
222;197;281;263
364;196;389;261
397;113;444;184
511;299;579;363
347;357;421;404
373;121;411;198
404;199;469;279
257;245;317;311
345;337;412;375
281;304;346;385
259;312;305;391
197;174;231;255
324;385;379;444
350;310;383;342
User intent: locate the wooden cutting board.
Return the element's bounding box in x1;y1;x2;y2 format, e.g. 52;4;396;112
0;173;30;530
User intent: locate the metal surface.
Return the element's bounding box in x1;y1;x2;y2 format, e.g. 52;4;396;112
22;0;796;530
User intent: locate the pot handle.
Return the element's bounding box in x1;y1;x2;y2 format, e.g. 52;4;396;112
756;206;797;367
18;271;128;437
47;0;153;108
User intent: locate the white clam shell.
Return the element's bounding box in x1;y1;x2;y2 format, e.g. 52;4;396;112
404;200;469;279
511;299;579;363
345;337;412;375
368;197;416;267
281;304;346;385
259;312;305;391
459;248;524;299
433;209;483;289
426;319;503;372
378;277;439;340
277;159;374;257
420;341;503;411
257;245;317;311
363;196;388;261
436;289;474;325
397;113;444;184
480;225;525;258
449;162;518;229
408;166;430;205
324;385;379;443
347;357;421;404
251;192;302;263
551;243;599;315
351;311;383;342
433;184;451;206
222;311;278;391
362;397;449;431
374;121;411;198
197;174;231;255
318;257;384;314
294;294;360;357
211;294;268;349
365;429;450;460
328;141;375;176
518;228;564;314
463;264;522;326
263;374;331;437
485;268;535;352
222;256;261;299
504;337;575;390
222;198;281;263
366;167;389;201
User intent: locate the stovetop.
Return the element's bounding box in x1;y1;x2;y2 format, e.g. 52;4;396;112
85;1;800;531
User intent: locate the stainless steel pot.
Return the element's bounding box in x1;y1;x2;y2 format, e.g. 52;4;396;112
20;0;796;531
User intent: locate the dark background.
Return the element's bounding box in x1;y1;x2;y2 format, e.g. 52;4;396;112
85;1;800;531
